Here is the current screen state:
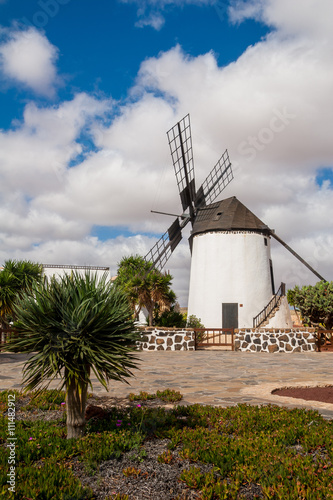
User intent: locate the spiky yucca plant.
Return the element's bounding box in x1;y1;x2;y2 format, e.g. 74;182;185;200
6;271;140;439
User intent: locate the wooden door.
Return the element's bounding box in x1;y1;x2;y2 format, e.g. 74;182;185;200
222;303;238;329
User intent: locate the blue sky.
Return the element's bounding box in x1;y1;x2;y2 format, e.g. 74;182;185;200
0;0;269;125
0;0;332;304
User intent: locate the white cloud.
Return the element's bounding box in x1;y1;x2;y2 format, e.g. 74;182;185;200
0;27;60;96
0;92;114;260
229;0;333;43
135;12;165;30
1;2;333;305
120;0;214;29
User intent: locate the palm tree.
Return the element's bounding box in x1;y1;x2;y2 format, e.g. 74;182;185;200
116;255;175;326
3;259;43;292
0;259;43;330
0;269;18;331
6;271;140;439
132;272;175;326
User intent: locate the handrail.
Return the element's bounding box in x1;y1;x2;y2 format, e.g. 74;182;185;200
253;282;286;328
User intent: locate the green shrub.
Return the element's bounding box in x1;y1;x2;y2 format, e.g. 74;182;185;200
128;391;156;401
155;309;186;328
186;314;204;328
156;389;182;402
1;390;333;499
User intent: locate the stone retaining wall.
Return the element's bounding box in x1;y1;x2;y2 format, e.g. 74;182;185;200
137;328;196;351
234;328;317;353
137;328;318;353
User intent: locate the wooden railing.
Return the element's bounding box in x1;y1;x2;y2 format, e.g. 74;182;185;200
0;327;15;347
194;328;234;350
253;282;286;328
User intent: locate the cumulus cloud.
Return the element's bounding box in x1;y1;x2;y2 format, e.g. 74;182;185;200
0;27;60;96
0;92;115;264
1;1;333;305
229;0;333;43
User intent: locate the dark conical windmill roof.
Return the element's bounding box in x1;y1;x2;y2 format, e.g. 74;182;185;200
191;197;270;237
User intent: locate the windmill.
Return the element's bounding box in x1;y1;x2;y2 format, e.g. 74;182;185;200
145;114;325;329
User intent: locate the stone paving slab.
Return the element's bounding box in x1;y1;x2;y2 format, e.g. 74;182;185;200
1;351;333;418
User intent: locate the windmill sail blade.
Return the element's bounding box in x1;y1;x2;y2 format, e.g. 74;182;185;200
195;150;233;208
270;232;326;281
144;218;183;272
167;114;196;214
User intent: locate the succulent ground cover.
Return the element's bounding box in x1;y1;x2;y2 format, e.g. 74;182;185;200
1;389;333;499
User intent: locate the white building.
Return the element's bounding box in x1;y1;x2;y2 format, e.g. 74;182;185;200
42;264;110;282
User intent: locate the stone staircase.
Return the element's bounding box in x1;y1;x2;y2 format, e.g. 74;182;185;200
258;296;283;327
253;283;286;328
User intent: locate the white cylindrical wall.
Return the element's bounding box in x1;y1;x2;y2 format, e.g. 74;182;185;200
187;231;274;328
266;296;293;328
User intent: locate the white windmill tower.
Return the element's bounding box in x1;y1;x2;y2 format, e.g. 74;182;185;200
145;115;326;329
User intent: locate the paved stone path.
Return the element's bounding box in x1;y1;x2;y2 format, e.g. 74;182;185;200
1;351;333;418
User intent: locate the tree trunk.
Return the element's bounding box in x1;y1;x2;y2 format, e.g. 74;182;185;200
0;317;8;345
147;306;154;326
65;366;90;439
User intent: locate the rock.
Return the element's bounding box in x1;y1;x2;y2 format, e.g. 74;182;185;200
85;405;108;421
268;344;279;353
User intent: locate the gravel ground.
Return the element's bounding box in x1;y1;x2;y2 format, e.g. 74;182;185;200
72;437;264;499
5;394;265;499
5;387;333;499
73;438;210;499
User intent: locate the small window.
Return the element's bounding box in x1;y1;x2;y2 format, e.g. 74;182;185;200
213;211;223;221
264;238;268;246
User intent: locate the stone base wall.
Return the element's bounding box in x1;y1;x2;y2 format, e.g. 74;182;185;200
235;328;317;353
137;328;196;351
